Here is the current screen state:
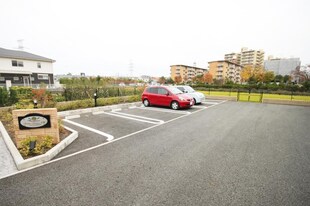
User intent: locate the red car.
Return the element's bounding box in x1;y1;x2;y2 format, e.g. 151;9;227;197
141;86;194;110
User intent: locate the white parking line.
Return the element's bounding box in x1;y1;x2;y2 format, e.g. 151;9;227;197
136;106;191;115
104;112;164;125
63;119;114;141
202;101;220;105
111;111;164;124
192;105;207;109
65;115;81;119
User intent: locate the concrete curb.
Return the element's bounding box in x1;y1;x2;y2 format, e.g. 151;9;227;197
0;121;78;170
205;96;237;101
263;98;310;107
58;102;142;118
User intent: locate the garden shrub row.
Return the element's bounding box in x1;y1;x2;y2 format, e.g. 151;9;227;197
55;95;141;111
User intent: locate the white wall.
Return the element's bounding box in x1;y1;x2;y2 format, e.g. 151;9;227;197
0;58;53;74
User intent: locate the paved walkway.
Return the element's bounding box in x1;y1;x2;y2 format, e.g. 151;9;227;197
0;133;18;178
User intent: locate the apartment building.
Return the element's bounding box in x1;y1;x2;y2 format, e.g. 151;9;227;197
0;47;55;88
224;52;241;65
224;47;264;67
208;60;242;84
170;65;208;83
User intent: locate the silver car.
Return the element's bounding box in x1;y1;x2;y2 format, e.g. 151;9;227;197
175;86;205;104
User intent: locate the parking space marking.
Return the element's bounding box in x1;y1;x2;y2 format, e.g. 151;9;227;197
111;111;164;124
63;119;114;141
137;106;191;115
92;111;105;115
104;112;164;125
202;101;220;105
192;105;207;109
65;115;81;120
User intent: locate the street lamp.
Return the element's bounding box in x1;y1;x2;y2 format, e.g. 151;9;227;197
94;92;98;107
33;99;38;109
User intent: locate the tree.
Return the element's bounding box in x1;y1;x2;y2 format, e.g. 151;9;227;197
166;78;175;84
264;71;275;83
240;66;253;83
158;76;166;85
283;75;291;83
274;75;284;83
203;73;213;84
174;76;182;84
192;74;203;84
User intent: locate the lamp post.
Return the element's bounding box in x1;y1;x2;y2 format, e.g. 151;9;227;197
33;99;38;109
94;91;98;107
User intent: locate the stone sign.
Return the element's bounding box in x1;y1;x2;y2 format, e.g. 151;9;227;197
13;108;59;148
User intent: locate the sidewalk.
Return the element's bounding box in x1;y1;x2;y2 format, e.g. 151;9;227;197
0;133;18;179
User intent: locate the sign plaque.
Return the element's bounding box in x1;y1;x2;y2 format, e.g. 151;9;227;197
18;113;51;130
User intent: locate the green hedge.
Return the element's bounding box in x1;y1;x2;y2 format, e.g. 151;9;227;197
56;95;141;111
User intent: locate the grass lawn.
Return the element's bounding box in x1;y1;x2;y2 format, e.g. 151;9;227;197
199;91;310;102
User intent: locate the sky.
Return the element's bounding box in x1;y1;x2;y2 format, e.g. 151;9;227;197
1;0;309;77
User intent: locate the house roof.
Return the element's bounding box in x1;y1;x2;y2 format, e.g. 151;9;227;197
170;65;207;70
208;60;243;67
0;47;55;62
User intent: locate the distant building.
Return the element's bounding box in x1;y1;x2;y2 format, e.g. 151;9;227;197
264;57;301;76
224;47;264;67
208;60;243;83
224;52;241;65
0;47;55;88
170;65;208;83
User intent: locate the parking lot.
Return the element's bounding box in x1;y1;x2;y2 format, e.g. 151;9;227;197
1;100;309;206
58;99;225;158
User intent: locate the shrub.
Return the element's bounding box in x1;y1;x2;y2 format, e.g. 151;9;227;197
19;135;54;158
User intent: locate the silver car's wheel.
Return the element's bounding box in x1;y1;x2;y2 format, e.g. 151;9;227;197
171;101;179;110
193;98;197;105
143;99;150;107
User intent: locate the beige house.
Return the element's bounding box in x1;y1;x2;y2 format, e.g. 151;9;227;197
208;60;243;84
170;65;207;83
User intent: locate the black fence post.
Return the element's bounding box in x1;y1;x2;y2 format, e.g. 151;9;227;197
237;89;240;101
94;89;98;107
248;88;251;101
291;88;293;100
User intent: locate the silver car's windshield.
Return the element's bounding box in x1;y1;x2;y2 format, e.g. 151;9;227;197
169;87;183;95
184;86;195;93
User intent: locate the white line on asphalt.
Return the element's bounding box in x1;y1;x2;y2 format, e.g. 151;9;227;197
202;101;219;105
112;108;122;112
111;111;164;124
192;105;207;109
104;112;163;124
129;106;137;109
0;100;227;180
136;106;191;115
65;115;81;119
63;119;114;141
92;111;105;115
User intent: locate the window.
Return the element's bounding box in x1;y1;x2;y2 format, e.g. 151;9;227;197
13;77;19;81
158;88;168;95
37;62;41;68
38;74;49;80
0;77;5;82
147;87;158;94
12;60;23;67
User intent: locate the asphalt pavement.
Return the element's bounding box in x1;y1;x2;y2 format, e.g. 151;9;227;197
0;101;309;206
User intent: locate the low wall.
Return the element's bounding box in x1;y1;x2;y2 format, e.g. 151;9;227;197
205;96;237;101
263;99;310;107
